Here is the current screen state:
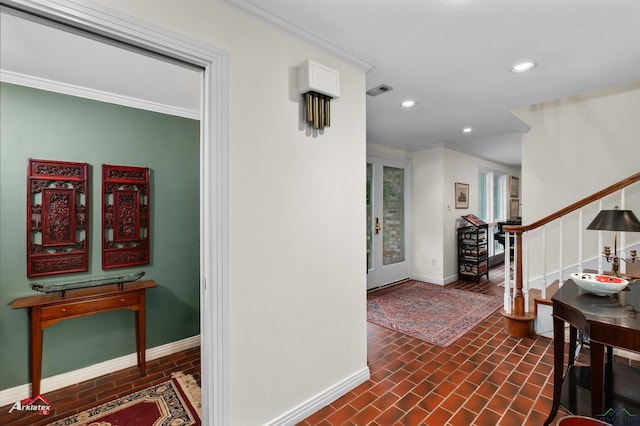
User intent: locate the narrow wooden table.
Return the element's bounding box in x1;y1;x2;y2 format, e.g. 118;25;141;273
11;280;157;396
544;279;640;425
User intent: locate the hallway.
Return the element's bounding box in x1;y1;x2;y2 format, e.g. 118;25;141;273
299;269;580;425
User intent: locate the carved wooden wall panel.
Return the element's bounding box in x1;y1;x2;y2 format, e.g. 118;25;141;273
102;164;150;269
27;159;89;277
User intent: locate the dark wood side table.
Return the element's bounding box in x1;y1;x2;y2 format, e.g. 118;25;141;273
544;279;640;425
11;280;157;397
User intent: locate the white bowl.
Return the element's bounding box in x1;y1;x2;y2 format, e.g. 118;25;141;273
570;272;629;296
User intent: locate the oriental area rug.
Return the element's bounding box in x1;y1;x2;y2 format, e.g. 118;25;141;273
47;372;201;426
367;280;503;348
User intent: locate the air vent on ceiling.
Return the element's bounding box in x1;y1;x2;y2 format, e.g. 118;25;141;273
366;84;394;97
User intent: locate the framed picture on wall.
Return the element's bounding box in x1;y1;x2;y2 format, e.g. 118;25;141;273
510;199;520;219
510;176;520;199
455;182;469;209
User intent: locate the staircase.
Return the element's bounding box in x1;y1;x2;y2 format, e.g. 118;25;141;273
501;172;640;338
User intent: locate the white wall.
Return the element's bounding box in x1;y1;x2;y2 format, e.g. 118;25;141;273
513;81;640;281
411;147;519;284
411;147;445;283
90;1;368;424
515;81;640;222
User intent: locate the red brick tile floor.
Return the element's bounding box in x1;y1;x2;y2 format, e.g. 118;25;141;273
0;346;200;426
298;269;638;426
2;267;637;425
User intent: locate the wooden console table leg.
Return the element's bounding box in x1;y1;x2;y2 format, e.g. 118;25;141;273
31;307;43;397
568;326;577;366
590;341;605;417
544;316;565;426
135;292;147;375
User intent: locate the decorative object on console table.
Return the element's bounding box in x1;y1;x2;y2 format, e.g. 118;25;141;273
455;182;469;209
26;159;89;278
102;164;150;269
458;215;489;282
586;206;640;276
30;271;145;297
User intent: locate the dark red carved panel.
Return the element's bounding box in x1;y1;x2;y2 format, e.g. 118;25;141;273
102;164;150;269
27;159;89;277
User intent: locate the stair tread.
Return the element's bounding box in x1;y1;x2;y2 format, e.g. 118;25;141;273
531;280;562;315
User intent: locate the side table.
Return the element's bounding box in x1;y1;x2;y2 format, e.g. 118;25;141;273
11;280;157;396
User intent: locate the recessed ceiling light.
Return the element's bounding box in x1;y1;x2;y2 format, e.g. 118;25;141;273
511;61;537;73
400;100;417;108
463;127;473;133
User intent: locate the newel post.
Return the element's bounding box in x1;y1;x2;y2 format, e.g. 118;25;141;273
501;225;535;338
512;229;525;315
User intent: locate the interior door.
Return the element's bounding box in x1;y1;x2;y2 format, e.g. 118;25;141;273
367;157;410;290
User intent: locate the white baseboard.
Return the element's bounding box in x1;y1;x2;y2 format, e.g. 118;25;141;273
411;273;447;285
0;335;200;407
265;366;370;426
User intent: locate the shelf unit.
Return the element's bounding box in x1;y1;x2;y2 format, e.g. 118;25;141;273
457;221;489;283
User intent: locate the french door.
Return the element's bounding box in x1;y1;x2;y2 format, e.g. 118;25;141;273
367;157;410;290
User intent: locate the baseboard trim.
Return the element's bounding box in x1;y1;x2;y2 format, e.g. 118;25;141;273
0;335;200;407
265;366;370;426
411;274;447;285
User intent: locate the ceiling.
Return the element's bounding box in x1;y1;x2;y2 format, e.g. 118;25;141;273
0;8;201;120
224;0;640;167
2;2;639;168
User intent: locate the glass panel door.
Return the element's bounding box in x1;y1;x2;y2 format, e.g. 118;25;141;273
382;166;405;265
367;158;410;290
366;162;373;271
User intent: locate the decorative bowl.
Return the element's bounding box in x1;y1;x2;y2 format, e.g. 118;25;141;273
570;272;629;296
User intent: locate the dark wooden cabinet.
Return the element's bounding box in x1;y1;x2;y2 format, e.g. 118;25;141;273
457;224;489;282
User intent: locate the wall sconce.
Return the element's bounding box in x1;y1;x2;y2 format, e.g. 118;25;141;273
587;206;640;276
297;60;340;130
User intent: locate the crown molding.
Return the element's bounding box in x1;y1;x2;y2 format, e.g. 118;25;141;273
223;0;374;72
1;70;200;119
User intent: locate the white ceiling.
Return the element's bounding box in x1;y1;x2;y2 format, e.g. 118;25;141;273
3;2;640;168
0;8;201;119
225;0;640;167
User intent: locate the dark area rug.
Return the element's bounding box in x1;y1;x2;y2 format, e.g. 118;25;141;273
46;372;201;426
367;280;503;347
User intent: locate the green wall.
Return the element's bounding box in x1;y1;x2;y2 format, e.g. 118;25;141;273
0;82;200;390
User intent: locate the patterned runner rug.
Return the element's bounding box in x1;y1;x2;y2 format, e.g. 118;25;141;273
47;372;201;426
367;280;503;348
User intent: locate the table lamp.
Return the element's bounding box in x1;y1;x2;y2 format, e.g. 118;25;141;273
587;207;640;276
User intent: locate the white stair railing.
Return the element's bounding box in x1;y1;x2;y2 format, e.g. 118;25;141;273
504;233;512;314
541;226;547;299
500;172;640;323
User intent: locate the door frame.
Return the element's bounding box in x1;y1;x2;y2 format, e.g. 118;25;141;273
2;1;230;424
367;152;413;289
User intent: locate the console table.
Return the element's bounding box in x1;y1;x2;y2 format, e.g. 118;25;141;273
11;280;157;396
544;279;640;425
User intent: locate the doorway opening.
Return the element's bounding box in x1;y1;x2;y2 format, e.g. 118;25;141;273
0;2;228;423
367;155;411;290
